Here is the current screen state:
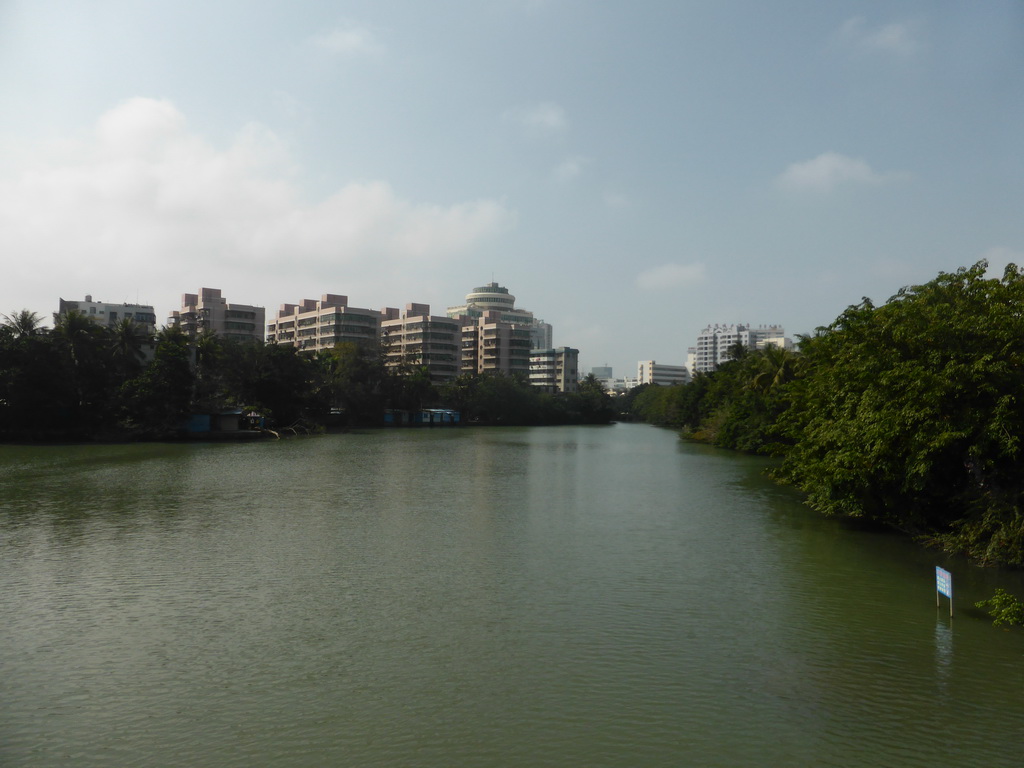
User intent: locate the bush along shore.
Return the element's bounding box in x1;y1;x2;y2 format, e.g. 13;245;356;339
0;312;617;443
626;261;1024;570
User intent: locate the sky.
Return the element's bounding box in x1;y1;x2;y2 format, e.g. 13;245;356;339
1;1;1022;377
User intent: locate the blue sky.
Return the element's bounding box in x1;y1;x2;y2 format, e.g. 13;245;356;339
1;1;1021;376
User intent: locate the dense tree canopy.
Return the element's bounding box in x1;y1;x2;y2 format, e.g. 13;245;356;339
629;261;1024;565
629;346;799;455
0;317;615;439
779;262;1024;564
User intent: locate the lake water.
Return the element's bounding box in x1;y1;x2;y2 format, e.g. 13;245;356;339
1;423;1022;767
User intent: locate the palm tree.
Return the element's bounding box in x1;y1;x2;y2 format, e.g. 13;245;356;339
193;329;224;409
2;309;44;339
722;341;750;365
52;310;107;413
108;317;150;378
54;310;103;366
749;345;798;395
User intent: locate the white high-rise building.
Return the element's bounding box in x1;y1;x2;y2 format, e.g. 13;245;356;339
637;361;691;386
58;296;158;333
692;324;790;373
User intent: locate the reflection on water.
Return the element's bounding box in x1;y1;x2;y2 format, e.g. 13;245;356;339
934;618;954;693
1;424;1023;768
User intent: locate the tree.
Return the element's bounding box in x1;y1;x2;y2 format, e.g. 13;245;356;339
565;373;613;424
778;261;1024;564
192;330;225;411
220;341;323;428
108;317;150;379
749;344;799;396
316;342;389;426
438;371;540;425
2;309;44;339
52;310;115;431
119;325;195;435
0;315;70;434
976;589;1024;628
388;365;437;412
721;341;750;365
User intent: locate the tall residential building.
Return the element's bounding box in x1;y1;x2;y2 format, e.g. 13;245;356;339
529;347;580;393
267;294;380;353
57;296;158;333
168;288;265;342
692;324;789;373
447;282;553;350
532;321;553;352
380;303;461;383
460;310;532;377
637;361;691;386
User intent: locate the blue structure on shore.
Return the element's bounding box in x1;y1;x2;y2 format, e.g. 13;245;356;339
384;409;460;426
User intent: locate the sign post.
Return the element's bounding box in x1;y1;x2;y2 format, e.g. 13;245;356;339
935;566;953;618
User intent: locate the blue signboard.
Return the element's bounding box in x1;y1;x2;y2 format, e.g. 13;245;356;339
935;567;952;599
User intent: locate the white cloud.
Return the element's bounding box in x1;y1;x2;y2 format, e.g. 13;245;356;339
503;102;568;137
839;17;921;57
635;262;706;291
777;151;909;193
552;155;589;182
309;21;383;57
0;98;515;315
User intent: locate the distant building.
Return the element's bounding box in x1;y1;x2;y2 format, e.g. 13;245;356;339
380;304;461;383
692;323;789;373
532;320;553;352
168;288;264;342
267;294;380;353
591;366;613;379
460;310;532;377
637;360;691;386
57;295;158;333
600;376;640;393
529;347;580;393
754;329;790;352
447;282;553;350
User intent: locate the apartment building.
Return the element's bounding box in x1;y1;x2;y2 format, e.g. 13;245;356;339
447;282;553;351
529;347;580;393
167;288;264;342
637;360;691;386
380;303;461;383
57;296;158;333
267;294;380;353
692;323;789;373
460;310;532;377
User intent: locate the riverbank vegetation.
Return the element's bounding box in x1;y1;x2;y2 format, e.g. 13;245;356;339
629;262;1024;567
975;588;1024;628
0;312;615;441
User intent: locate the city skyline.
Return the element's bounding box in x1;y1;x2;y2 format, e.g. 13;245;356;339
2;1;1021;376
